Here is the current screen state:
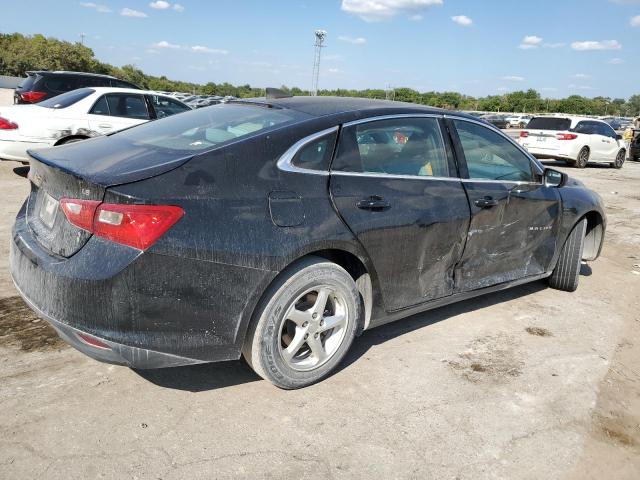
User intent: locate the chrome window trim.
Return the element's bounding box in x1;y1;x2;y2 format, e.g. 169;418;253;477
342;113;442;127
330;170;461;182
276;126;339;176
444;114;546;177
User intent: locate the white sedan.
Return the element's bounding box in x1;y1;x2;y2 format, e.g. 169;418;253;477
518;116;627;169
0;87;191;162
505;114;532;128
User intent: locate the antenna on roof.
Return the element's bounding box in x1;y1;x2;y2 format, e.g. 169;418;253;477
311;30;327;97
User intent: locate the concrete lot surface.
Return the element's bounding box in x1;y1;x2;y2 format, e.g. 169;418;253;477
0;112;639;478
0;87;14;106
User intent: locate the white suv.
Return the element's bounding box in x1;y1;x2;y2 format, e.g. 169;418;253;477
505;115;532;128
518;116;626;169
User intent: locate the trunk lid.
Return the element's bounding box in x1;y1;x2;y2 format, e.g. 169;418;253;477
25;138;193;257
524;130;564;152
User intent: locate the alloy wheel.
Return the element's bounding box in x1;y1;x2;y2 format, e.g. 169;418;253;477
278;286;349;372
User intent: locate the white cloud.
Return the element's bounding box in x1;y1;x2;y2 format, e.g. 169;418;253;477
539;87;558;92
173;3;184;11
608;57;624;64
153;40;180;49
573;73;591;79
571;40;621;51
451;15;472;26
518;35;543;49
149;1;170;8
338;35;367;44
502;75;525;81
191;45;229;55
569;84;594;90
341;0;443;22
120;7;147;17
80;2;111;13
631;15;640;26
409;14;423;21
328;68;340;73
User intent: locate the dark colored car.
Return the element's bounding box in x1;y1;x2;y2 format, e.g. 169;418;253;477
14;71;140;104
631;131;640;161
482;115;510;129
10;97;606;389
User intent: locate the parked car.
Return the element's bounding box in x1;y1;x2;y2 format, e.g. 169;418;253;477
0;87;191;162
14;71;140;104
10;97;606;389
505;115;532;128
518;116;626;168
482;114;509;129
630;131;640;161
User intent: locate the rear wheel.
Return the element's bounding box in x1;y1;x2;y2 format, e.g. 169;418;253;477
611;149;625;169
575;147;589;168
548;219;587;292
243;257;361;389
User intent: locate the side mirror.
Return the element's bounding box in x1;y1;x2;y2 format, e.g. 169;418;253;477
544;168;566;188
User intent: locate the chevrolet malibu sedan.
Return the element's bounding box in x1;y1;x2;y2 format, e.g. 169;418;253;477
11;97;606;389
0;87;191;162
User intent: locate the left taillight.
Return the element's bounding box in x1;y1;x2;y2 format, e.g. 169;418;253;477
60;199;184;250
0;116;18;130
20;91;47;103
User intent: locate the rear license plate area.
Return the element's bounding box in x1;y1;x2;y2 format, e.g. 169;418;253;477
39;192;59;229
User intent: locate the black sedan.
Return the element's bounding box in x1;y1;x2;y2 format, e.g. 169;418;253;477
482;114;510;129
11;97;606;389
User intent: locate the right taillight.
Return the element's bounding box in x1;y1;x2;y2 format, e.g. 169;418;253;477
20;91;47;103
519;131;529;138
60;199;184;250
556;133;578;140
0;116;18;130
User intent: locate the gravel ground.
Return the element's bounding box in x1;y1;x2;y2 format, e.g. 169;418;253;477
0;102;639;479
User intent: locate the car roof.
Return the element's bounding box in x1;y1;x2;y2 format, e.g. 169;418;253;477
232;96;453;119
26;70;118;79
88;87;178;96
532;115;607;124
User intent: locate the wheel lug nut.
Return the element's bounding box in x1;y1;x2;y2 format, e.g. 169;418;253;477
312;313;318;319
320;320;324;326
304;333;309;339
302;321;308;327
314;332;319;339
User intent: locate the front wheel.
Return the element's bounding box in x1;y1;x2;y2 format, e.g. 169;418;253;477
611;149;625;169
243;257;361;389
548;219;587;292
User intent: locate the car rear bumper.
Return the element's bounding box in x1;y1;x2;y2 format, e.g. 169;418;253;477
0;139;50;162
10;203;272;368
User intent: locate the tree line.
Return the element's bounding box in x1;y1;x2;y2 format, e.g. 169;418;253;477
1;32;639;117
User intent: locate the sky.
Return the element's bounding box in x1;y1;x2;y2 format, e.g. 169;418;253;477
1;0;639;98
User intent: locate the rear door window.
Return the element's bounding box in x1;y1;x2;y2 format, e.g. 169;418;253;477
292;132;337;171
333;117;450;177
89;95;110;115
105;93;150;119
43;75;79;94
526;117;572;131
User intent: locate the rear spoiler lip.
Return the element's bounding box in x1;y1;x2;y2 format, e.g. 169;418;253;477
26;148;195;188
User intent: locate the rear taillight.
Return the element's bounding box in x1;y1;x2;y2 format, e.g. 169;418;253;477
60;199;184;250
556;133;578;140
519;131;529;138
0;116;18;130
20;91;47;103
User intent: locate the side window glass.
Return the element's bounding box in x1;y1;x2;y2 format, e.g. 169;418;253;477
89;95;110;115
106;94;149;119
149;95;191;118
333;117;450;177
574;122;589;134
292;132;337;171
454;120;533;182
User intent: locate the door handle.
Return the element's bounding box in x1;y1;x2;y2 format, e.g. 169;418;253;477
357;196;390;211
474;196;499;208
98;123;112;129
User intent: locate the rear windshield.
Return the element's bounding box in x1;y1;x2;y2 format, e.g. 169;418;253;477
112;103;310;152
39;88;95;109
526;117;571;131
18;74;38;90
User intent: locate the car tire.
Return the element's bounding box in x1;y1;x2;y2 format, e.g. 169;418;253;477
610;149;625;169
576;147;590;168
243;257;361;389
548;219;587;292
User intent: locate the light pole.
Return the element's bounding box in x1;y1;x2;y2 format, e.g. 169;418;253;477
311;30;327;96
